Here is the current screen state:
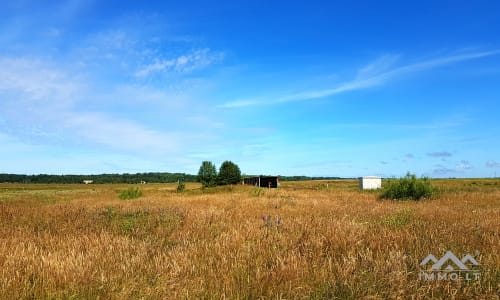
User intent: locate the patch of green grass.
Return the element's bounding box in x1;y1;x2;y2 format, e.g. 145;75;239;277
383;209;413;229
119;211;149;234
118;187;142;200
34;193;58;204
99;207;185;238
309;281;355;300
314;183;329;190
250;187;265;197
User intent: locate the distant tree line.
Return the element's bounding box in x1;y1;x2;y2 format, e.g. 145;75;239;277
0;173;198;184
0;172;343;184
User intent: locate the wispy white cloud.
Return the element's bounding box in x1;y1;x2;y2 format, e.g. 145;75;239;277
486;160;500;168
185;115;224;129
135;48;223;78
0;55;204;158
456;160;473;170
219;50;500;108
0;7;229;173
0;131;179;174
219;98;263;108
356;54;400;78
427;151;453;158
433;164;456;175
67;20;223;82
432;160;473;175
0;57;81;106
66;112;182;154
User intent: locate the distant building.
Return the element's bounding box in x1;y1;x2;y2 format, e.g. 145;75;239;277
83;180;93;184
243;176;280;188
359;176;382;190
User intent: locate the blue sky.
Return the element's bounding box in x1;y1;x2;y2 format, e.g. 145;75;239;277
1;1;500;177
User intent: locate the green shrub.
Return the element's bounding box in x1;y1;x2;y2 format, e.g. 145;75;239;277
118;187;143;200
380;173;434;200
176;180;185;192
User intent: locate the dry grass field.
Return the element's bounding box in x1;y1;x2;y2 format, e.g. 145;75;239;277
0;179;499;299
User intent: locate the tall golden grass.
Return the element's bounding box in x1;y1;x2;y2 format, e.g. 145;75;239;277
0;179;499;299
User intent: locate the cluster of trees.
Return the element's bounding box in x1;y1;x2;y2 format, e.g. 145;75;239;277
0;173;197;184
197;161;241;188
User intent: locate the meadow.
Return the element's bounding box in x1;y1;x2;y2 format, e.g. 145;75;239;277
0;179;499;299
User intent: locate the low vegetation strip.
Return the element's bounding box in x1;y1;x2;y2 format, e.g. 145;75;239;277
118;187;143;200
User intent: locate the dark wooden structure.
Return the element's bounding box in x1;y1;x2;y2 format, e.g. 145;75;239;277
243;176;279;188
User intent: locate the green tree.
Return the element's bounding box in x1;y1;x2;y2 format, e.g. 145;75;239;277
197;161;217;188
218;161;241;185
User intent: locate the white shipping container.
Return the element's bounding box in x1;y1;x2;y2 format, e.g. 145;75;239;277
359;176;382;190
